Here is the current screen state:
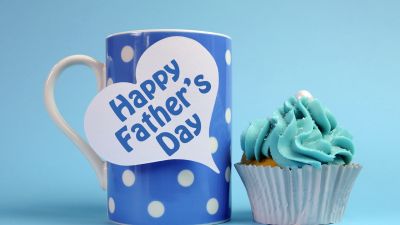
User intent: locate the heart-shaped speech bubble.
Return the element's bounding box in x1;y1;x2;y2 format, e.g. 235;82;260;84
84;36;220;173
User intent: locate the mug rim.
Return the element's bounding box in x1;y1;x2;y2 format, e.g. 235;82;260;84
107;29;231;39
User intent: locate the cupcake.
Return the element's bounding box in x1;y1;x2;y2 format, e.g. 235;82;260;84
235;90;361;225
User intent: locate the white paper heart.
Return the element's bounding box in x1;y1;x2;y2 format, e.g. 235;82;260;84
84;36;220;173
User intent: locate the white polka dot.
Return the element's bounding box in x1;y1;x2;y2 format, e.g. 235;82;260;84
107;77;114;86
225;166;231;182
108;197;115;214
206;198;219;215
225;49;231;65
210;137;219;154
177;169;194;187
148;201;165;218
225;108;231;124
122;169;135;187
121;45;134;62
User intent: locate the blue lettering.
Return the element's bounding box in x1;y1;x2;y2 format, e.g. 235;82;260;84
109;94;135;122
174;125;194;143
148;104;171;127
115;126;133;152
131;123;150;141
152;70;168;90
194;74;211;94
156;132;180;156
140;79;156;100
128;90;148;108
141;111;158;133
176;87;190;108
186;113;201;136
165;96;183;115
164;59;180;82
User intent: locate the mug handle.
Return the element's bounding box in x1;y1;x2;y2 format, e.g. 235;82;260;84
44;55;107;190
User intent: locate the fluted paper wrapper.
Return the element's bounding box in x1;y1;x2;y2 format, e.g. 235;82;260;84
235;163;361;225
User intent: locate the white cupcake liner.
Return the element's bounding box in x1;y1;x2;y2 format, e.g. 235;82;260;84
235;163;361;225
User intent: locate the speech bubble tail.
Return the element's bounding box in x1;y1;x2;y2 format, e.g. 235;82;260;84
208;160;220;174
194;156;220;174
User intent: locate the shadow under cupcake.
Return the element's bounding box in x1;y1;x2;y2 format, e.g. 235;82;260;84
235;90;361;225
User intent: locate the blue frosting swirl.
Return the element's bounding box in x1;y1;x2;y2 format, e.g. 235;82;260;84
241;97;354;168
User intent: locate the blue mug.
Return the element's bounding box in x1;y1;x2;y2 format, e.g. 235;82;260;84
44;29;232;225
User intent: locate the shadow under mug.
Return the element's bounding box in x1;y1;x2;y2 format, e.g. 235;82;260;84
44;29;232;225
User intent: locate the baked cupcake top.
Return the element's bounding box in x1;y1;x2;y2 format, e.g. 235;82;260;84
240;91;354;168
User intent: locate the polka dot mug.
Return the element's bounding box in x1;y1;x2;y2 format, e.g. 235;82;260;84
44;29;232;225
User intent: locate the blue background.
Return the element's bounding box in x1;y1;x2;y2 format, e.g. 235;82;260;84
0;0;398;224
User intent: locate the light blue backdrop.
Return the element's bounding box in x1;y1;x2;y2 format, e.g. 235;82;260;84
0;0;399;224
